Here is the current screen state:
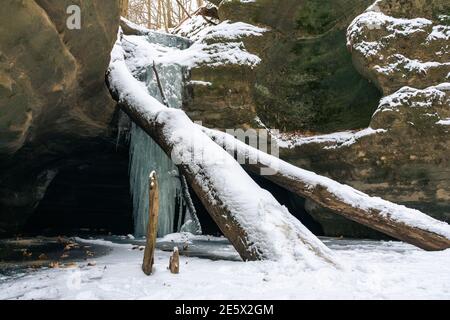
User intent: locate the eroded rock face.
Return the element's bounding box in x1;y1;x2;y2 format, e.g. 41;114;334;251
0;0;122;235
347;0;450;95
180;0;449;238
184;0;381;132
281;0;450;237
174;9;263;129
282;84;450;237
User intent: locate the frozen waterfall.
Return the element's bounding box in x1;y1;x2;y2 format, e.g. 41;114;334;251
127;31;200;237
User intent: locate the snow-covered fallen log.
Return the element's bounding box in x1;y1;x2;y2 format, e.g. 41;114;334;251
202;127;450;251
107;40;338;266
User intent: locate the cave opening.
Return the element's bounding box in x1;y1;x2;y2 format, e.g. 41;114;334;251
188;170;325;237
23;148;134;237
23;160;323;239
249;172;325;236
21;137;323;239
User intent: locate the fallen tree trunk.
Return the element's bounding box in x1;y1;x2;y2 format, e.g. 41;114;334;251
107;41;337;266
201;127;450;251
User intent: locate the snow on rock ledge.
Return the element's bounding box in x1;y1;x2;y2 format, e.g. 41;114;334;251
172;15;266;68
347;0;450;95
274;128;386;150
371;83;450;130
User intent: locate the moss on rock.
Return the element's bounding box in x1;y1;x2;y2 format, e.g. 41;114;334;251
211;0;381;132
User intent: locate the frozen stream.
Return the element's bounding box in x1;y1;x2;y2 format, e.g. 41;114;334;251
1;234;450;299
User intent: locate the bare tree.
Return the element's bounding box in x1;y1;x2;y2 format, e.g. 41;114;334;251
120;0;130;17
126;0;204;29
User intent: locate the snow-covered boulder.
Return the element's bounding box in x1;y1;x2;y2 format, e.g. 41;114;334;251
281;84;450;237
347;0;450;94
279;0;450;237
177;0;380;131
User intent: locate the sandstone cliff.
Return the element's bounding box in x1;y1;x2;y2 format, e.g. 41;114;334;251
183;0;381;132
180;0;450;237
0;0;122;235
282;0;450;236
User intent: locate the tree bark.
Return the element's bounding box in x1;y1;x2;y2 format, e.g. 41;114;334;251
175;0;192;19
169;247;180;274
152;61;169;106
201;127;450;251
259;168;450;251
147;0;152;29
142;171;159;275
120;0;129;17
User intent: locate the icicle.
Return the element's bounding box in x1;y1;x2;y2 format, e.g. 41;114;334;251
116;110;131;150
127;31;198;237
180;175;202;235
129;124;185;236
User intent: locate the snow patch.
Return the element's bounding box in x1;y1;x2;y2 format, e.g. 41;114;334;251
274;128;386;150
375;83;450;114
2;237;450;300
170;17;266;68
436;118;450;126
427;25;450;42
374;54;450;76
347;11;432;52
189;80;212;86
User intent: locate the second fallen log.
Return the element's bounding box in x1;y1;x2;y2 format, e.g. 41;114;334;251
201;126;450;251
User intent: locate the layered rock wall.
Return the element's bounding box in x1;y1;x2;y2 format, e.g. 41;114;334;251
0;0;122;235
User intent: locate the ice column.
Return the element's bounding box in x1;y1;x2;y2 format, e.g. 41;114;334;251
128;31;200;237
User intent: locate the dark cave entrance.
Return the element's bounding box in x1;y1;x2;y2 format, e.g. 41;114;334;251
22;143;323;238
249;172;324;236
24;148;134;237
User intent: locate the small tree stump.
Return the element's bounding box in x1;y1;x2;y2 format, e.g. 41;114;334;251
169;247;180;274
142;171;159;275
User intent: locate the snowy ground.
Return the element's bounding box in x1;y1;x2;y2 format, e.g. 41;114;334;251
1;233;450;300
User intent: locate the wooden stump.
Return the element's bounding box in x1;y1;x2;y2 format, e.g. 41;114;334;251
169;247;180;274
142;171;159;275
